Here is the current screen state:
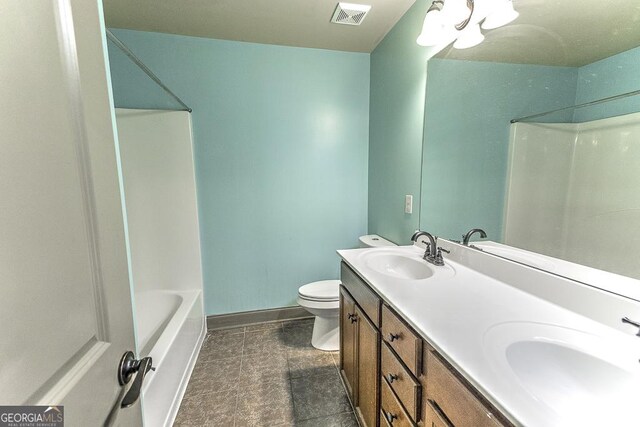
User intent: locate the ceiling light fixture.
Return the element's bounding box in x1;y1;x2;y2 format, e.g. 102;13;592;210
416;0;449;46
442;0;474;31
453;23;484;49
417;0;518;50
482;0;519;30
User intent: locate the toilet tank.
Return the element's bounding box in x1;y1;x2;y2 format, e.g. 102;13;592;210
359;234;397;248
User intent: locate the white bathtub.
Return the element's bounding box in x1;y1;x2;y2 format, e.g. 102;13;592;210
135;290;205;427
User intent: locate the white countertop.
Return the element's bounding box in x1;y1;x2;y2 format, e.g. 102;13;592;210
337;243;640;427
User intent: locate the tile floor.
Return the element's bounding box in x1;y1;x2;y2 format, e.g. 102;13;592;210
174;318;358;427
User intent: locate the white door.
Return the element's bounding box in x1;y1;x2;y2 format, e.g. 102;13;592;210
0;1;142;425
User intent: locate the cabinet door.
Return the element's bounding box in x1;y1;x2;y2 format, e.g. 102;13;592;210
357;306;380;427
426;350;505;427
424;400;453;427
340;286;358;401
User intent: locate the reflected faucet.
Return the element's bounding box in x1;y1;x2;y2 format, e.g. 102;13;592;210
411;230;437;262
462;228;487;246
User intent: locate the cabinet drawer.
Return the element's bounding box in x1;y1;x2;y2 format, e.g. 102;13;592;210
341;262;381;326
426;350;504;427
424;400;453;427
381;342;420;422
380;377;416;427
381;305;422;376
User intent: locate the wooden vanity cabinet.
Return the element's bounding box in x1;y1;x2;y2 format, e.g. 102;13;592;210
424;400;453;427
381;305;422;377
340;262;381;427
422;348;507;427
340;261;513;427
380;376;415;427
340;286;358;400
357;305;380;427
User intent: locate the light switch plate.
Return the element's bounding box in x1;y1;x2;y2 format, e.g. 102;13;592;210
405;195;413;214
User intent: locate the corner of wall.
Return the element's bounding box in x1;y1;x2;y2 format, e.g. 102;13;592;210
367;1;440;245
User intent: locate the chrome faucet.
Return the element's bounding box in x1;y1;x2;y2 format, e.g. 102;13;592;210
622;317;640;337
462;228;487;246
411;230;437;263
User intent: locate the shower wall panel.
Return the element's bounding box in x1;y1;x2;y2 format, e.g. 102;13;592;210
504;112;640;279
116;109;204;293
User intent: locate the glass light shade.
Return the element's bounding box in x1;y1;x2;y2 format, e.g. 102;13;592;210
481;0;519;30
417;10;449;46
441;0;472;26
453;23;484;49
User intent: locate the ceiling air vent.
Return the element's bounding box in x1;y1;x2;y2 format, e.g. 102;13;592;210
331;2;372;26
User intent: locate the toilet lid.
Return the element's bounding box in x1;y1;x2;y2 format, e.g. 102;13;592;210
298;280;340;301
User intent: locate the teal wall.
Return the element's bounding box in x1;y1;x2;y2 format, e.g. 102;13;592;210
574;46;640;122
368;1;440;245
419;59;577;241
107;30;370;315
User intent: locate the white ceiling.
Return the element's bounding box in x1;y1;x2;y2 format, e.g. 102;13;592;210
435;0;640;66
103;0;416;53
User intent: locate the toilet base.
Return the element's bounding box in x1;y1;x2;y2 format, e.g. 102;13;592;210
311;315;339;351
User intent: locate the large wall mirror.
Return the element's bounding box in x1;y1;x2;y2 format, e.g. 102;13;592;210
419;0;640;282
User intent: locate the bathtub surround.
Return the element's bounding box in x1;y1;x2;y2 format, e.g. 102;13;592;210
505;113;640;279
116;109;203;294
116;109;205;427
107;29;370;316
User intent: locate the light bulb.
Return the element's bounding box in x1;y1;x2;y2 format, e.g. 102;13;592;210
417;1;455;46
453;23;484;49
482;0;519;30
441;0;472;26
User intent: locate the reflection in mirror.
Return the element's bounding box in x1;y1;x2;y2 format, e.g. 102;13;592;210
419;0;640;280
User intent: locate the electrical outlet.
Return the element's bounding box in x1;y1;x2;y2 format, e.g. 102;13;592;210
405;195;413;214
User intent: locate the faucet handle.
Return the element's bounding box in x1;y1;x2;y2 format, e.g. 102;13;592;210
622;317;640;336
433;247;449;266
421;243;432;261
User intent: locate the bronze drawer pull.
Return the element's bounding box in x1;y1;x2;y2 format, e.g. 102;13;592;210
383;410;398;424
348;313;358;323
388;332;400;342
386;373;398;383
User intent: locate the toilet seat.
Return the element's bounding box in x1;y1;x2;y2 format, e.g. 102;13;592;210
297;280;340;302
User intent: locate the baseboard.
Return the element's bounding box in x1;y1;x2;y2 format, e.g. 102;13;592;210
206;305;312;330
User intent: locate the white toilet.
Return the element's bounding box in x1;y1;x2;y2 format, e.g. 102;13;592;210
297;234;396;351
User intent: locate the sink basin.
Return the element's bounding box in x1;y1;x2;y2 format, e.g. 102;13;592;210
363;252;433;280
484;322;640;425
507;340;634;407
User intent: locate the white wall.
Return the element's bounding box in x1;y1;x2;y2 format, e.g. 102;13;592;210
504;112;640;279
116;109;203;293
